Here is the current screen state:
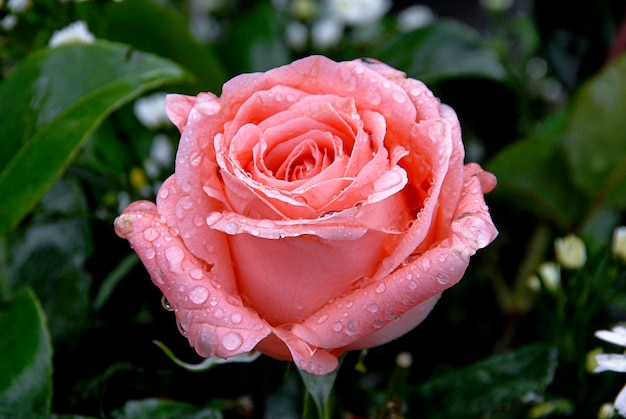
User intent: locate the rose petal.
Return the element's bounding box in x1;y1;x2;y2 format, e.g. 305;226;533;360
293;164;497;350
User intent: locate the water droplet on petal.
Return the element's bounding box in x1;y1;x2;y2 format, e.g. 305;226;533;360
368;303;379;313
230;312;242;324
190;268;204;280
165;246;184;269
366;87;382;105
437;273;450;285
161;296;174;311
346;320;358;336
176;318;187;336
143;227;160;242
317;314;328;324
189;285;210;304
159;188;170;200
393;91;407;103
193;214;204;227
146;248;156;260
408;280;418;290
332;322;343;332
221;331;243;351
224;221;238;235
376;283;386;294
213;308;224;319
189;152;202;167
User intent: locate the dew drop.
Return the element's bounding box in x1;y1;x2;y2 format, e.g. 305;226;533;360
409;87;422;96
392;91;407;104
230;312;242;324
165;246;184;267
383;80;392;89
408;280;418;290
222;331;243;351
368;303;379;313
224;221;238;235
437;273;450;285
143;227;160;242
189;152;202;167
159;188;170;200
189;285;210;304
213;307;224;319
176;318;187;336
161;295;174;311
354;65;365;74
145;248;156;260
332;322;343;332
193;214;205;227
346;320;358;336
197;99;221;115
375;283;386;294
373;318;384;329
190;268;204;280
317;314;329;324
439;254;448;262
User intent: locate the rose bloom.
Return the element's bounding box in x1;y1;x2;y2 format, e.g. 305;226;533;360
115;56;498;375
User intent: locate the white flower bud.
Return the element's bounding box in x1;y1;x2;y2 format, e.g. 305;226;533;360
49;21;95;48
328;0;391;26
554;234;587;269
612;226;626;263
538;262;561;292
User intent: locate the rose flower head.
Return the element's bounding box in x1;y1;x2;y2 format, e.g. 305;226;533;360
114;56;498;375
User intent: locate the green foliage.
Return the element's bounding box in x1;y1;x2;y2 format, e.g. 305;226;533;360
409;344;558;418
0;289;53;418
0;0;625;417
0;41;188;234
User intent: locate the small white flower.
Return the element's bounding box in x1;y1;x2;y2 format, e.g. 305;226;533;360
538;261;561;292
1;14;18;31
49;21;95;48
396;5;435;32
395;352;412;369
311;17;343;49
596;326;626;347
616;385;626;417
133;93;170;130
8;0;31;14
554;234;587;269
613;226;626;263
285;21;308;51
595;354;626;373
149;134;174;168
328;0;391;26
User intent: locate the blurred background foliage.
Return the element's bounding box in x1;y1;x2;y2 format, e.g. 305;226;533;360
1;0;626;417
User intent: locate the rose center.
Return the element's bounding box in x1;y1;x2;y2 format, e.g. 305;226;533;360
262;135;336;182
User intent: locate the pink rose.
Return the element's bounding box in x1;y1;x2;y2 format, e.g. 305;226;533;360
114;56;497;375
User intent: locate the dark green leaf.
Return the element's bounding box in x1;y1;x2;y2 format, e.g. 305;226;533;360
0;289;53;418
0;41;188;234
6;178;92;342
218;3;291;73
373;19;508;83
94;0;227;93
409;344;558;418
563;53;626;208
110;398;223;419
487;136;586;230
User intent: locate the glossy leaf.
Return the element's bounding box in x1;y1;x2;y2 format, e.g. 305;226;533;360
0;289;53;418
6;179;93;342
93;0;227;94
487;136;586;230
0;41;187;234
409;344;558;418
563;53;626;208
373;19;508;83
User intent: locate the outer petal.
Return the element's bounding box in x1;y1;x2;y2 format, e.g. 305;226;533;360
114;201;341;374
114;201;272;358
292;163;498;350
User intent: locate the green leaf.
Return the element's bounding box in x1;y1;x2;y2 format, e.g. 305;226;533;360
408;343;558;418
487;136;586;230
373;19;508;83
563;53;626;208
218;2;292;73
110;398;223;419
6;180;93;342
298;361;341;419
93;0;227;93
0;41;188;234
0;289;53;418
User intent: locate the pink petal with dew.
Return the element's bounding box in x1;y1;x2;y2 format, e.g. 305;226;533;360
114;202;342;374
291;163;498;350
